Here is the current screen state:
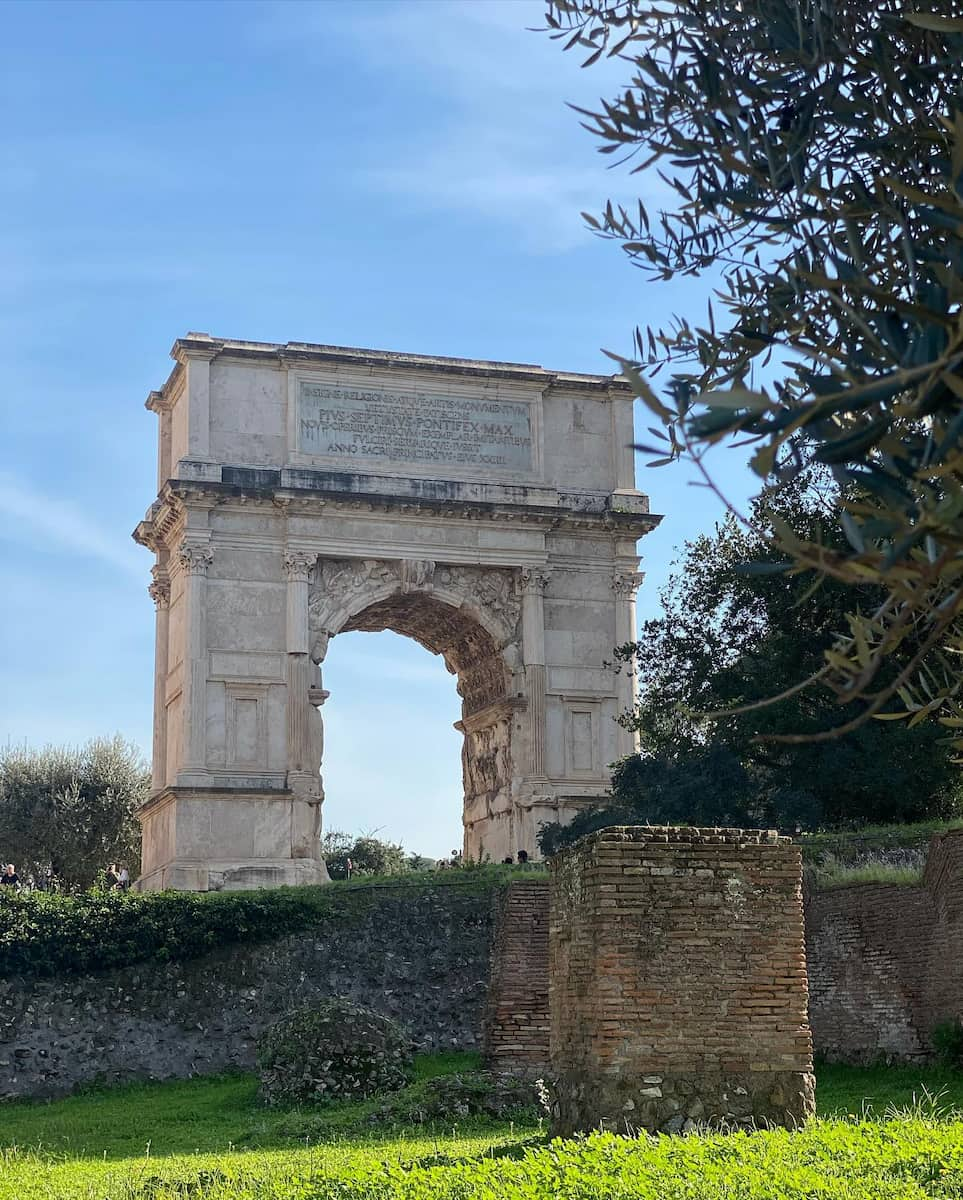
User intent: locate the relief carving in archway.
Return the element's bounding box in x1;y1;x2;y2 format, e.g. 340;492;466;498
306;556;522;828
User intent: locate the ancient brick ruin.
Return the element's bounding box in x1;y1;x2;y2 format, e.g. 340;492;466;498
807;826;963;1062
548;827;815;1135
483;879;550;1073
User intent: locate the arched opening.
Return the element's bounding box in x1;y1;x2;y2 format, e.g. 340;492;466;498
307;560;522;863
320;630;464;859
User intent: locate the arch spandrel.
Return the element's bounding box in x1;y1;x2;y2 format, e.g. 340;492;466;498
307;557;522;718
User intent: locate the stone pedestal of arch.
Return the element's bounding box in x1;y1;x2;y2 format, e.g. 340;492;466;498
133;335;660;891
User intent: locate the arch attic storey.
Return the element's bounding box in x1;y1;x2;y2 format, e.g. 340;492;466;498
133;335;660;891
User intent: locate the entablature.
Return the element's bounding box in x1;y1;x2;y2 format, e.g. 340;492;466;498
132;473;660;555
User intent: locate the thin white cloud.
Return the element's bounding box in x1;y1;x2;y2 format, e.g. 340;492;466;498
0;471;143;580
245;0;648;252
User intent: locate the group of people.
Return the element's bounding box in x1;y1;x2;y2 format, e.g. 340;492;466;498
436;848;535;868
0;863;54;890
104;863;130;890
0;862;130;892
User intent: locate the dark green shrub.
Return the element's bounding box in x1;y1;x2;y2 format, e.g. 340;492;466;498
0;868;515;979
932;1020;963;1067
256;999;414;1106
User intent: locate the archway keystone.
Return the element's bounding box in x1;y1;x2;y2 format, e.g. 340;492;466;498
133;335;660;890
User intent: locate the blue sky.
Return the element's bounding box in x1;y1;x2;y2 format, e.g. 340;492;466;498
0;0;756;858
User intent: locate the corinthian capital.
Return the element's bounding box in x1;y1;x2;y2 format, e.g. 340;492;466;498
283;550;316;583
519;567;551;595
612;571;644;598
177;541;214;575
148;565;170;609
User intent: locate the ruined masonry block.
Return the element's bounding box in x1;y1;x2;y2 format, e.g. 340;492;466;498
549;826;815;1135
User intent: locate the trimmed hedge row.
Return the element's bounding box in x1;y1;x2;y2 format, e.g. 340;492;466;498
0;867;517;979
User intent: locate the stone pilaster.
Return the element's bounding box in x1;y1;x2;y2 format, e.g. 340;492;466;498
177;540;213;776
612;570;644;756
148;564;170;793
520;568;551;778
283;551;317;784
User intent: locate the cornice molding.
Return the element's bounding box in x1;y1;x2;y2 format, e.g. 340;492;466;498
131;479;659;551
163;332;632;394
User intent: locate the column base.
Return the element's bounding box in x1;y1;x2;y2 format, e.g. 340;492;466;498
137;857;330;892
551;1069;816;1136
136;786;330;892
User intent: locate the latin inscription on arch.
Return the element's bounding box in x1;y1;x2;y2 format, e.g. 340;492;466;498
297;382;534;472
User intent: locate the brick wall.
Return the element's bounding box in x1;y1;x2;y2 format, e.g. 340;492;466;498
807;827;963;1062
805;883;933;1061
548;826;814;1135
483;879;550;1073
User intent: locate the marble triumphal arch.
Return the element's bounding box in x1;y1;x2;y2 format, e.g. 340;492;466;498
133;334;660;890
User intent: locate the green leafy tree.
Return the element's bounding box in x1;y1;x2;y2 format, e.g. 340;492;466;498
544;1;963;745
321;829;411;879
0;737;147;889
621;483;962;826
539;484;962;854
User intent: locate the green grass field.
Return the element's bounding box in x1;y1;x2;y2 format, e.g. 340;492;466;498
2;1057;962;1199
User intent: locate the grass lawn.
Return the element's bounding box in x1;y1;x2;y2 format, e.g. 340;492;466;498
1;1056;962;1198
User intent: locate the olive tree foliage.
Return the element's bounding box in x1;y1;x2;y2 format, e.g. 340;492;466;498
0;737;147;888
545;0;963;745
539;481;962;854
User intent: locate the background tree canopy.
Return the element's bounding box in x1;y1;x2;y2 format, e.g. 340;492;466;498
321;830;426;879
0;737;147;889
544;0;963;745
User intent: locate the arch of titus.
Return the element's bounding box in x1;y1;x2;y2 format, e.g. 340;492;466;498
133;334;660;890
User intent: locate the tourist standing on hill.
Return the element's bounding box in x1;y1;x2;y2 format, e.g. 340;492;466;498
1;864;20;889
117;864;130;890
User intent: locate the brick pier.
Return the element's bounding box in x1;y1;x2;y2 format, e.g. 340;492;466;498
549;826;814;1134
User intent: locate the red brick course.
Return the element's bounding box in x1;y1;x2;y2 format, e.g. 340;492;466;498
807;827;963;1062
483;879;550;1073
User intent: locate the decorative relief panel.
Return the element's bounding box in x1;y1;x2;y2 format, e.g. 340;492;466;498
307;558;521;654
306;557;521;719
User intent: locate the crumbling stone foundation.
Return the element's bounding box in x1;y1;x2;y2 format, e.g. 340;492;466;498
549;826;815;1135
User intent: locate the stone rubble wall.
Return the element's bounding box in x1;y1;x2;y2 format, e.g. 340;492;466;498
0;885;496;1101
548;827;814;1135
5;832;963;1103
483;878;550;1073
